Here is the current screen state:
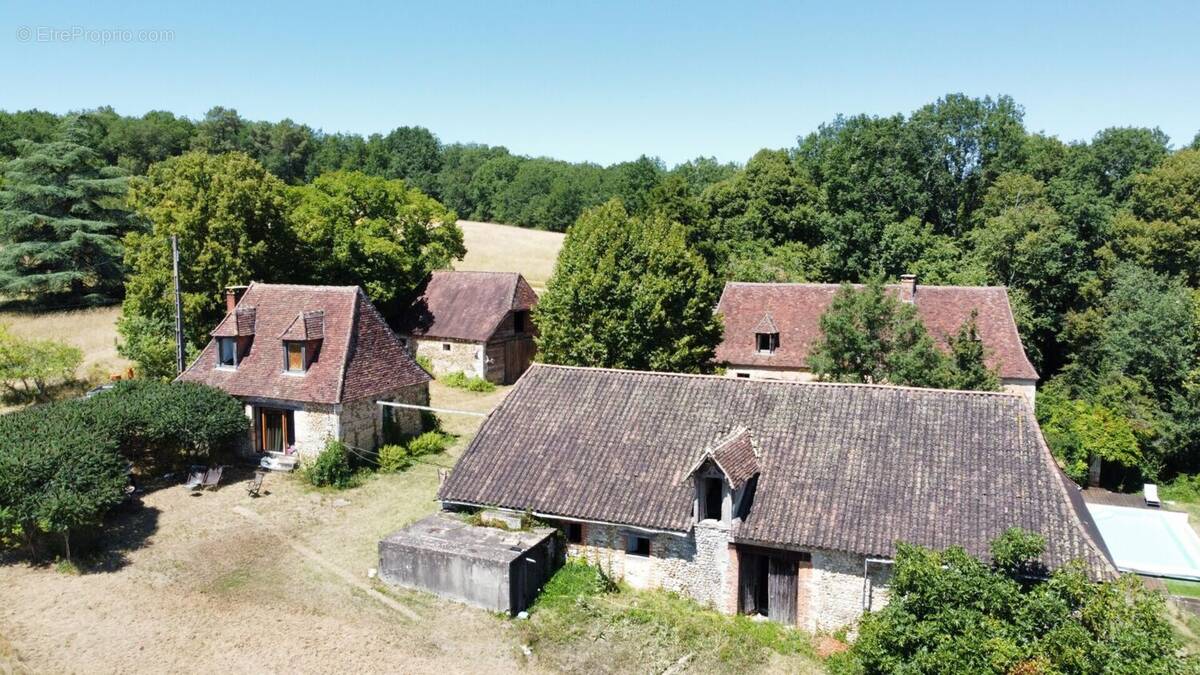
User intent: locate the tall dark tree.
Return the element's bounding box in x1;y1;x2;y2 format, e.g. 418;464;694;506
191;106;248;154
366;126;442;196
0;117;135;306
536;200;722;372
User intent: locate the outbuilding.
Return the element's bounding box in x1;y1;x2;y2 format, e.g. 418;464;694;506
397;271;539;385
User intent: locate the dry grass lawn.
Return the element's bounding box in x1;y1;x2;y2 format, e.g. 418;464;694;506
0;305;130;378
456;220;564;292
0;382;528;674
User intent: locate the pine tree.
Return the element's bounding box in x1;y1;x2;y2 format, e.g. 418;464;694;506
0;117;135;306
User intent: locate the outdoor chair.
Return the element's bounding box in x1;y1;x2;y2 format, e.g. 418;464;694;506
247;470;266;497
183;469;206;490
201;466;224;491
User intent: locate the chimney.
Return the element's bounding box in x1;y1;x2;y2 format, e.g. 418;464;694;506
225;285;248;314
899;274;917;304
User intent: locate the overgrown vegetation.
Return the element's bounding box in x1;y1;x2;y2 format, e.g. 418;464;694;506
299;440;360;489
517;560;817;673
808;277;999;390
829;529;1193;674
439;370;496;392
0;380;247;559
0;323;84;402
378;431;451;472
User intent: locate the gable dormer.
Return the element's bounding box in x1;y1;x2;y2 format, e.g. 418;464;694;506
685;427;761;525
212;306;256;368
753;313;779;355
279;310;325;374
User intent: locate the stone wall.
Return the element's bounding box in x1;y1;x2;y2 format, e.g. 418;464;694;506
340;383;428;451
294;403;339;457
565;522;730;610
1001;378;1037;406
411;337;484;379
803;549;892;632
724;366;814;382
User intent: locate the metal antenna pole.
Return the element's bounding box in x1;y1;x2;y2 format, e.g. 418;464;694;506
172;235;186;375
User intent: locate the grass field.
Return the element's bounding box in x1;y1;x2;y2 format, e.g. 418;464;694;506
456;220;564;292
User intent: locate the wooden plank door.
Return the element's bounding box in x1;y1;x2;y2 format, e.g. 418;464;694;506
768;557;798;625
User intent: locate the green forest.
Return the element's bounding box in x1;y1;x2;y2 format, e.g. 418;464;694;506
2;94;1199;490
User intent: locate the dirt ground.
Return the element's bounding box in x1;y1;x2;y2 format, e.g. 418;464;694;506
0;382;534;675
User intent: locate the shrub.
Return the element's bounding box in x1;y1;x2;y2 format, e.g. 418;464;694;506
441;370;496;392
0;380;248;558
378;431;451;473
378;443;414;473
842;529;1190;673
0;324;83;402
415;354;433;373
301;440;357;488
407;430;451;456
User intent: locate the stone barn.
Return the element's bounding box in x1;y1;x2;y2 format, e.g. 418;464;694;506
437;364;1114;631
177;283;430;461
716;275;1040;403
397;271;538;385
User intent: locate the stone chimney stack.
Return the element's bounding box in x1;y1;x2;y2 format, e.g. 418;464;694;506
225;285;248;314
900;274;917;304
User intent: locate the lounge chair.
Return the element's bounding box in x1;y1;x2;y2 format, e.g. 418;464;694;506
1145;483;1161;507
247;470;266;497
183;469;206;490
201;466;224;491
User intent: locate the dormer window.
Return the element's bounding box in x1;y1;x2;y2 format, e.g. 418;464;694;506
284;341;306;373
701;474;724;521
218;337;239;367
756;332;779;354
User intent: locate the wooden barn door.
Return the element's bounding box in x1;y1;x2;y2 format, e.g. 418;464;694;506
767;557;798;625
502;338;535;385
738;551;769;616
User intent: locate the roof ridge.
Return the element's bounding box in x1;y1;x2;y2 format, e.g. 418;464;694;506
723;281;1010;291
437;269;520;276
332;288;359;403
528;363;1024;399
247;282;360;292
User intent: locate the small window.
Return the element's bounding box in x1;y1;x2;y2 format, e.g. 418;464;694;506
702;477;724;520
442;342;451;352
564;522;583;544
736;372;751;379
626;534;650;557
218;337;238;367
513;311;528;333
285;341;306;372
756;332;779;354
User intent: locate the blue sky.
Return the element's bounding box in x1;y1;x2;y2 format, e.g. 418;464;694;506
2;0;1197;166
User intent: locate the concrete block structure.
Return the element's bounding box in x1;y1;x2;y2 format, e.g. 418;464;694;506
378;512;560;615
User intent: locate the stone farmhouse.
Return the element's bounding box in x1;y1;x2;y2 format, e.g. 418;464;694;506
438;364;1114;631
177;283;430;460
397;271;538;385
716;275;1040;403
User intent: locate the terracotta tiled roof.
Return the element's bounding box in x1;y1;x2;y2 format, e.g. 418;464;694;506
212;307;257;337
715;282;1039;381
397;271;538;343
439;365;1113;578
178;283;429;404
691;427;760;490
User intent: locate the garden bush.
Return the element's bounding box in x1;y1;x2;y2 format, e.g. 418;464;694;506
378;431;451;473
0;379;248;559
415;354;433;373
301;440;357;488
441;370;496;392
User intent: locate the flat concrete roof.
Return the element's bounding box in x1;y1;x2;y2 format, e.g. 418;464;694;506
381;512;556;564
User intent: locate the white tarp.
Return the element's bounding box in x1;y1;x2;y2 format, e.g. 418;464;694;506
1087;503;1200;580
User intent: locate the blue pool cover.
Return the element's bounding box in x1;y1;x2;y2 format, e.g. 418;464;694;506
1087;504;1200;580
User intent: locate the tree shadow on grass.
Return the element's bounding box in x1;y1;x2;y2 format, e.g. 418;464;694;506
75;503;163;573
